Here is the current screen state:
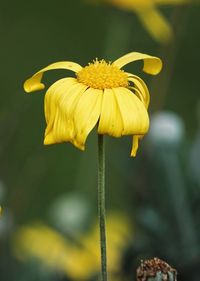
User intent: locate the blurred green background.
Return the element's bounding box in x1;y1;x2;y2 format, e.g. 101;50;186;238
1;0;200;280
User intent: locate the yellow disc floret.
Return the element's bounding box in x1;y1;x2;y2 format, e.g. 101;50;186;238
77;59;129;90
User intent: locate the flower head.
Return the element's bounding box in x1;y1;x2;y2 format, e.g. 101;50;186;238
24;52;162;156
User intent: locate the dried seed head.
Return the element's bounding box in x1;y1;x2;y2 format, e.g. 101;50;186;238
136;257;177;281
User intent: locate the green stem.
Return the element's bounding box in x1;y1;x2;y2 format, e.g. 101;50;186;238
98;134;107;281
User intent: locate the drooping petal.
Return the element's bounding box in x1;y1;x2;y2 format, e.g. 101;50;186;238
127;74;150;156
73;88;102;150
98;89;123;137
135;7;172;44
44;79;88;145
113;52;162;75
56;82;89;141
127;74;150;108
128;86;146;106
44;78;77;144
24;61;82;93
131;135;143;157
44;78;77;136
44;78;76;125
113;87;149;135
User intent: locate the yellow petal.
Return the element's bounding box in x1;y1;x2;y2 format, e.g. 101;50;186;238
56;82;88;141
98;89;123;137
44;80;88;145
127;74;150;108
24;61;82;93
131;135;143;157
44;78;76;125
44;79;76;145
44;78;77;136
135;7;173;44
129;86;146;107
73;88;102;150
113;87;149;135
113;52;162;75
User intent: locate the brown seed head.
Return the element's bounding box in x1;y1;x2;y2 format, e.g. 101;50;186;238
136;257;177;281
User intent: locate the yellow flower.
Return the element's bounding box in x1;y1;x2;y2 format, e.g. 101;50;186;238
13;212;132;280
24;52;162;156
107;0;190;43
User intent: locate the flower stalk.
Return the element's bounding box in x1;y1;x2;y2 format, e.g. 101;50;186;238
98;134;107;281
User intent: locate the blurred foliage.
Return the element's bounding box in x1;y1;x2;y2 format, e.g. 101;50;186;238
0;0;200;280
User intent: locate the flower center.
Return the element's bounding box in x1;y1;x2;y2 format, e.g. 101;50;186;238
76;60;129;90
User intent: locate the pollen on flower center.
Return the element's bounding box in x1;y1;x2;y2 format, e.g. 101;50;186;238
76;60;129;90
